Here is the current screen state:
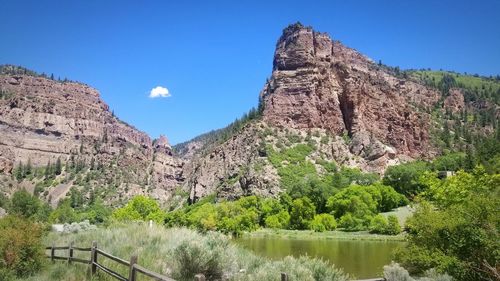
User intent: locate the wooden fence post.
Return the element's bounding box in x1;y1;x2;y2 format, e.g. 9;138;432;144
194;274;206;281
51;242;55;263
90;241;97;275
68;241;74;264
281;272;288;281
128;254;138;281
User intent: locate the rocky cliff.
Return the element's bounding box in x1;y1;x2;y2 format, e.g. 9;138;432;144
0;67;183;204
262;23;440;160
183;23;445;202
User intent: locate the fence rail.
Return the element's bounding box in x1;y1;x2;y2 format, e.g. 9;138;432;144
46;241;384;281
46;241;174;281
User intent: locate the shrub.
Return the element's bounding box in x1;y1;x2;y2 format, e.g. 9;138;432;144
112;195;165;223
338;213;368;231
62;220;97;234
386;215;401;235
310;214;337;232
384;262;414;281
369;215;401;235
49;200;77;224
173;232;229;280
369;214;389;234
383;262;454;281
9;190;51;222
289;197;316;230
396;183;499;281
383;161;430;196
0;215;45;279
264;210;290;229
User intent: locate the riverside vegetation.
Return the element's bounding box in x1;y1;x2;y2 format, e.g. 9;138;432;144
1;155;498;280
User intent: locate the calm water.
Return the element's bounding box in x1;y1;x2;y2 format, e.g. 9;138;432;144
234;236;404;279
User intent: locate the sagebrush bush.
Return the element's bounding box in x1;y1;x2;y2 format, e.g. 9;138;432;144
0;215;45;279
383;262;454;281
29;223;349;281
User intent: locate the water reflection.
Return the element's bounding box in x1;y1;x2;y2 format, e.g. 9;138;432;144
234;237;404;279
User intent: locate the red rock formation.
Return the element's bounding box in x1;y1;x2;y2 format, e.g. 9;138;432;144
0;74;183;200
261;23;440;160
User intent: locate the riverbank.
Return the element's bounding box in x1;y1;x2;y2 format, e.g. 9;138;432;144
243;228;407;241
17;223;350;281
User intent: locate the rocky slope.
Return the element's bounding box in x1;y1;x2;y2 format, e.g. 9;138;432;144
0;67;183;204
181;23;448;202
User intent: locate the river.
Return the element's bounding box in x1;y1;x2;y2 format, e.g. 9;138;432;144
234;236;404;279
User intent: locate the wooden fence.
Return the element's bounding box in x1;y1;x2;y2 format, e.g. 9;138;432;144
47;241;176;281
46;241;384;281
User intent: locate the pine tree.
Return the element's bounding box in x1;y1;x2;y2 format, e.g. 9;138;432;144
45;160;52;178
25;158;32;176
465;145;475;171
55;157;62;175
15;161;24;181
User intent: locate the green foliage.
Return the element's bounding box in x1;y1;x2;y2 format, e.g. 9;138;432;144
369;214;401;235
386;215;402;235
166;196;261;236
331;167;379;189
268;144;317;191
383;161;430;197
310;214;337;232
49;200;76;224
10;190;51;221
289;197;316;230
431;153;465;172
0;215;44;279
420;166;499;207
264;210;290;229
112;195;165;223
338;213;366;231
396;171;499;281
326;183;406;231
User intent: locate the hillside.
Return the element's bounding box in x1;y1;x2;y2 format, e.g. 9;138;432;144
0;65;184;206
1;24;499;206
180;23;499;202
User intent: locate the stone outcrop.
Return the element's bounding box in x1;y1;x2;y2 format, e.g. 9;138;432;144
444;88;465;114
0;74;183;201
261;23;440;161
183;123;280;202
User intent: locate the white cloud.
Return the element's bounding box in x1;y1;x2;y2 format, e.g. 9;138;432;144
149;86;171;98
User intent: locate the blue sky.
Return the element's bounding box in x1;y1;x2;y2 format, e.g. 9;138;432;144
1;1;499;144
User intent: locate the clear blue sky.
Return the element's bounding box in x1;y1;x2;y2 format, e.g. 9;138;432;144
1;1;499;144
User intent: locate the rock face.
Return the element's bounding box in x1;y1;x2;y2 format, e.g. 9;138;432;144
183;23;443;202
444;88;465;114
0;73;183;202
262;23;440;161
183;123;281;202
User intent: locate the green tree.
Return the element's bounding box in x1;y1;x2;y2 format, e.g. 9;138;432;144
289;197;316;230
396;171;499;281
369;214;389;234
54;157;62;175
49;199;76;223
383;161;430;197
10;190;40;219
112;195;164;223
310;213;337;232
264;210;290;229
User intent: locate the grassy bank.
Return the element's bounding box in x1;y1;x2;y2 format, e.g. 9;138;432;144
19;223;349;281
243;228;407;241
